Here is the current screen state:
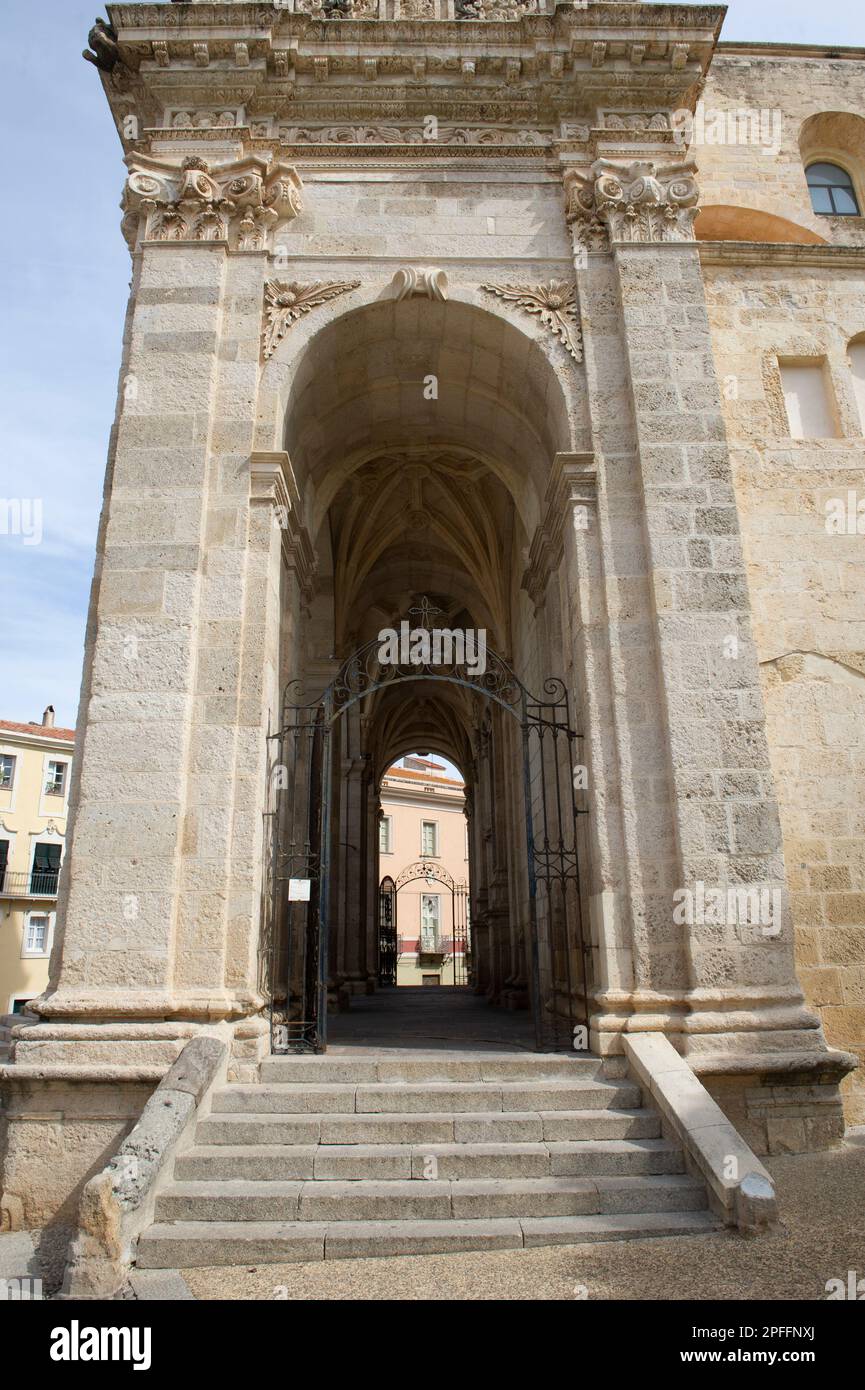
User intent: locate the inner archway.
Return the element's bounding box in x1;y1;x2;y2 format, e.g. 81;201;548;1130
267;294;591;1054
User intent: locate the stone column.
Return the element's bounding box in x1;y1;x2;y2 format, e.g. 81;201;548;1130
25;154;305;1044
563;157;844;1077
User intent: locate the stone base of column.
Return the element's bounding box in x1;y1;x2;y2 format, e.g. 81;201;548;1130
592;986;856;1155
0;1013;270;1272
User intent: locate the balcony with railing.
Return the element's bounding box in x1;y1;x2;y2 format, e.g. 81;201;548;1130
0;869;60;899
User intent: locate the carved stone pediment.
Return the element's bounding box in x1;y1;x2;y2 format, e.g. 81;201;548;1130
565;158;700;251
122;153;303;253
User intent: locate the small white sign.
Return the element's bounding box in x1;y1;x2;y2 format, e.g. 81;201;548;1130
288;878;311;902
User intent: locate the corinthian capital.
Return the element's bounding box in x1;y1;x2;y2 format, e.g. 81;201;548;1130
122;153;303;253
565;158;700;250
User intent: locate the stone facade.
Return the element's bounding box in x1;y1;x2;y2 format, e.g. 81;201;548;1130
2;1;863;1252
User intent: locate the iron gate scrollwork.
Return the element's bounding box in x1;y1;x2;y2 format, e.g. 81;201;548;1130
378;875;397;987
269;600;590;1053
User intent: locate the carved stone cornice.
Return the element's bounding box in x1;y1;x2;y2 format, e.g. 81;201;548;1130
121;152;303;253
522;451;596;607
564;158;700;252
249;451;317;599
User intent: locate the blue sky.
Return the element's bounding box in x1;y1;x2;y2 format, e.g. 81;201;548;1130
0;0;862;728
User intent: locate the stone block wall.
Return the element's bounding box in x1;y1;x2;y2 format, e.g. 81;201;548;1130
704;259;865;1122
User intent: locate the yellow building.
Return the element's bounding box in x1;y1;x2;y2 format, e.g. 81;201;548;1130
0;709;74;1016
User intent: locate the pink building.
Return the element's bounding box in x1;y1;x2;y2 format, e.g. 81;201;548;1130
378;757;469;986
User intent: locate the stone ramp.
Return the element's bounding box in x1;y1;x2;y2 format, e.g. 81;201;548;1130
136;1052;718;1268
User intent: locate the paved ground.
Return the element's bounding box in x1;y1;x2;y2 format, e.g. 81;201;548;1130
180;1139;865;1302
327;986;538;1052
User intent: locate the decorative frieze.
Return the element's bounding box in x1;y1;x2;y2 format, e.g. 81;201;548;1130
122;154;303;253
480;281;583;362
278;123;547;146
565;158;700;251
263;279;361;360
456;0;539;16
602;111;671;132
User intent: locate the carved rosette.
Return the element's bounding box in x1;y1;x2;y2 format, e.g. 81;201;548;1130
263;279;361;360
565;159;700;252
480;280;583;363
122;154;304;253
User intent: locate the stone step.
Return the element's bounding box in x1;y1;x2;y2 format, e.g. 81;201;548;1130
404;1139;681;1178
137;1210;718;1268
195;1107;660;1148
259;1054;602;1085
210;1079;641;1115
155;1174;706;1224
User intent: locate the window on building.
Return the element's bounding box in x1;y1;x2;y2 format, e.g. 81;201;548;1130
779;360;838;439
31;842;61;895
421;820;439;856
12;997;33;1014
379;815;392;854
45;761;67;796
0;839;8;891
806;162;860;216
23;913;50;956
0;754;15;790
420;894;440;950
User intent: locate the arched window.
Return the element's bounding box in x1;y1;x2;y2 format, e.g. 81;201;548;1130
806;162;860;216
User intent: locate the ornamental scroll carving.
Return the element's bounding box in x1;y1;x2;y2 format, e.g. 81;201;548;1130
480;281;582;362
565;159;700;251
263;280;361;360
122;154;303;253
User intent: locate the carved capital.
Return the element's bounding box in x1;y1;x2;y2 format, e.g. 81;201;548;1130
565;158;700;251
122;154;303;254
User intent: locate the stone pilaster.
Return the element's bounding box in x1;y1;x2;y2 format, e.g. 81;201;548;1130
564;156;848;1076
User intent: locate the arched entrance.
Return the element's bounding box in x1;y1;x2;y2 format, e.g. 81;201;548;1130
268;600;589;1054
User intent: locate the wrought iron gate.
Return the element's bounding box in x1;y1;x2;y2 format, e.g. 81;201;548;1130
269;601;589;1053
378;875;397;986
452;881;470;986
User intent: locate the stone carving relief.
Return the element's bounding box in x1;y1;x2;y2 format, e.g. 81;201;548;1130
565;159;700;250
602;112;671;132
263;280;361;359
278;124;547;146
391;268;449;301
480;281;583;362
122;154;303;253
456;0;538;16
296;0;380;14
169;109;240;130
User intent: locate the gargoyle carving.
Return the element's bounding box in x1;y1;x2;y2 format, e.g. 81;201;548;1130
83;16;119;72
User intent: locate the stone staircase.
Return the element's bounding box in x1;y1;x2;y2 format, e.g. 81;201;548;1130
136;1051;717;1268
